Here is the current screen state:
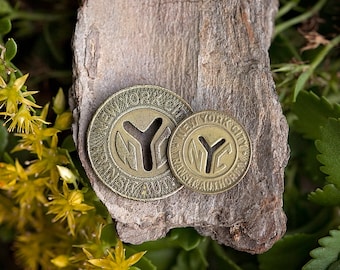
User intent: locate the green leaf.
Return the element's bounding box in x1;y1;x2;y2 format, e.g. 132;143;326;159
0;18;11;35
211;241;242;270
309;185;340;206
315;118;340;187
294;72;310;101
328;260;340;270
2;152;13;164
169;228;202;251
258;234;317;270
303;229;340;270
5;38;17;61
61;135;76;152
0;225;15;243
172;248;208;270
126;247;157;270
141;248;177;270
309;119;340;206
100;224;117;247
0;0;12;16
292;91;340;140
0;121;8;156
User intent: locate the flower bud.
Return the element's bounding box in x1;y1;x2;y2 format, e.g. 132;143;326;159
53;88;66;114
51;255;69;268
54;111;72;131
56;165;77;185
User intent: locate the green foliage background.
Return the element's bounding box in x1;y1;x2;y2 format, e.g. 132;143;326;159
0;0;340;269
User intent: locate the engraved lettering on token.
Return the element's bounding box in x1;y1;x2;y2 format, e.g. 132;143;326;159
168;110;252;194
87;85;192;201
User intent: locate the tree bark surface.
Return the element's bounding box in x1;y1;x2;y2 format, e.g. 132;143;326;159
71;0;289;254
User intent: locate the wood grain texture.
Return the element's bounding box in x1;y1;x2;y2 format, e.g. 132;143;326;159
71;0;289;253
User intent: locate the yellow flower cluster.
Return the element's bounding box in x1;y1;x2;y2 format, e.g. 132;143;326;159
87;239;146;270
0;74;45;134
0;70;145;269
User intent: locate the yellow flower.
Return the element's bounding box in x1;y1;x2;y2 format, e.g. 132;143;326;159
88;240;146;270
14;219;71;270
15;232;48;270
0;162;17;188
10;103;58;158
13;175;49;207
51;254;69;268
75;223;113;262
0;159;48;213
0;192;19;226
47;182;94;235
0;104;49;134
0;74;40;114
0;159;26;189
13;126;59;159
25;138;69;192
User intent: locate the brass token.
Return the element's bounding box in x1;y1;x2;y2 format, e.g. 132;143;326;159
87;85;192;201
168;110;252;194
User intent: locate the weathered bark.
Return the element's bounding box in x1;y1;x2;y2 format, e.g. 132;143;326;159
71;0;289;254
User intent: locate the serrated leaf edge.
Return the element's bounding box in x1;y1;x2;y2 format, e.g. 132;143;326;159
303;229;340;270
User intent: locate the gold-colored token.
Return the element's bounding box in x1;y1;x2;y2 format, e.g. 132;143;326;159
168;110;252;194
87;85;192;201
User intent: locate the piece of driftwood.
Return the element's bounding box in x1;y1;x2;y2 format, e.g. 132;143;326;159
71;0;289;254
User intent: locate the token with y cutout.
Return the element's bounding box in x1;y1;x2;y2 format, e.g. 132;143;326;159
87;85;192;201
168;110;252;194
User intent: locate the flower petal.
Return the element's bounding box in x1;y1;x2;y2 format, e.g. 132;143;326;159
0;76;6;88
88;258;118;269
13;74;29;91
125;251;146;267
114;240;125;264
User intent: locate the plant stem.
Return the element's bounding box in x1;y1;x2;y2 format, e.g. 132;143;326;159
212;241;243;270
274;0;327;38
293;35;340;101
276;0;300;20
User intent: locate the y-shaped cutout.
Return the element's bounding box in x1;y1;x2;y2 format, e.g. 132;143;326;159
123;118;162;171
199;136;226;173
